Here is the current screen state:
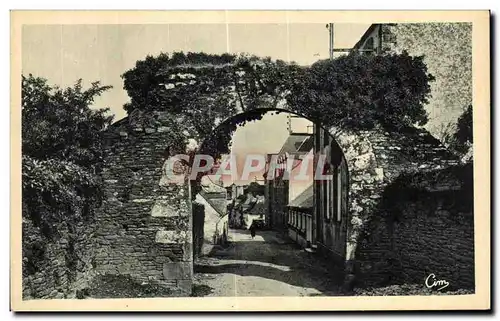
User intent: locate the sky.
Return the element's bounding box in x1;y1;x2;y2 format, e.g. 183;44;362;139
227;111;313;185
22;23;370;187
22;23;370;121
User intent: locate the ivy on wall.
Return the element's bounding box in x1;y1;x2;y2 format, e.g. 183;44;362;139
122;51;435;159
21;50;436;279
287;51;434;130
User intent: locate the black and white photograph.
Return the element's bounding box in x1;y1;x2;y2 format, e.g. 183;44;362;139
10;10;490;311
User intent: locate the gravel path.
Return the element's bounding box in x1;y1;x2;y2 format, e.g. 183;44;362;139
194;229;343;297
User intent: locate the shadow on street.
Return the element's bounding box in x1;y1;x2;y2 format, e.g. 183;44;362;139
194;229;345;296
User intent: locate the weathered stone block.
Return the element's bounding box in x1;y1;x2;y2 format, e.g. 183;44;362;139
132;198;153;203
151;200;179;217
155;230;188;244
176;279;193;295
354;153;375;170
163;262;192;280
157;126;170;133
374;168;384;181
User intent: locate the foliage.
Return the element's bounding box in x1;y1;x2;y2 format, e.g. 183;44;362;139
22;217;46;276
22;75;114;169
121;51;435;160
435;122;457;148
121;52;298;158
191;284;214;297
453;104;473;153
246;182;265;195
435;105;473;157
22;155;103;237
236;193;248;203
121;52;236;114
22;74;112;277
287;51;434;130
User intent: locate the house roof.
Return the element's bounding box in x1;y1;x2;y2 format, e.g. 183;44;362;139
200;190;228;217
352;24;380;50
200;175;227;194
297;135;314;152
278;134;312;156
288;184;314;209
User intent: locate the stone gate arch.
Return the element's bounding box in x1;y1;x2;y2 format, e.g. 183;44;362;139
94;63;459;295
189;108;352;256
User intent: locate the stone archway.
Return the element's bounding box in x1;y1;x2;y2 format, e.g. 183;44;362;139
188;109;352;259
94;107;391;295
94;67;459;295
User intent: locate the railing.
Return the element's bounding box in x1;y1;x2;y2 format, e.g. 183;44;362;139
287;207;312;239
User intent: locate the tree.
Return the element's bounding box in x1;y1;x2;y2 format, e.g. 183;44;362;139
286;51;434;131
22;74;113;277
246;182;265;196
453;104;473;154
435;105;473;159
121;52;294;161
22;74;114;170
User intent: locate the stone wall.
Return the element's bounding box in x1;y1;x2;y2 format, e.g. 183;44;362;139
22;217;96;299
341;23;473;288
94;111;193;296
94;55;471;293
330;125;461;289
382;23;472;137
355;164;474;290
95;111;463;294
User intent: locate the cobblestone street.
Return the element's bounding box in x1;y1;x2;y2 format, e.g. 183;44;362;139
193;229;344;297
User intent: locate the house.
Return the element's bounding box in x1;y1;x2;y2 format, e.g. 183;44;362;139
265;114;314;234
312;125;349;261
287;184;314;249
225;183;245;201
352;23;472;138
262;109;349;263
192;175;229;256
227;181;266;229
283;23;473;285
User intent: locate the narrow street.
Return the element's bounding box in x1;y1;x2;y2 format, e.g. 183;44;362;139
194;229;344;297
